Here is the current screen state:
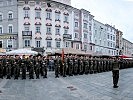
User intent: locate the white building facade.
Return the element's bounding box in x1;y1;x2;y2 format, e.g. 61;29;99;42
18;0;73;54
1;0;132;57
122;38;133;57
105;24;117;56
71;9;94;53
93;21;117;56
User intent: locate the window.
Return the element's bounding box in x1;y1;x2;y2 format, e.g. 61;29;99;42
36;40;41;47
36;1;40;5
111;35;112;40
24;40;30;47
47;27;51;33
113;43;115;48
84;33;87;39
100;40;101;45
84;45;87;50
108;41;110;46
90;46;93;51
89;26;91;31
7;0;13;5
46;12;51;19
76;44;79;49
36;26;40;33
95;40;97;44
66;42;70;47
64;29;68;34
56;41;60;48
107;33;109;39
8;25;13;33
8;13;13;20
0;1;3;6
0;14;2;21
24;26;29;31
56;28;60;34
84;14;88;18
55;13;60;20
94;30;97;37
35;11;41;18
24;10;29;18
83;23;87;29
111;42;112;47
108;50;110;54
113;36;115;41
0;27;2;34
47;41;51;48
64;15;68;22
0;41;2;48
7;40;12;48
90;36;92;42
75;22;78;27
75;33;78;38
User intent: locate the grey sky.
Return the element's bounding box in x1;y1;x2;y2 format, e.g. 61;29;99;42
71;0;133;42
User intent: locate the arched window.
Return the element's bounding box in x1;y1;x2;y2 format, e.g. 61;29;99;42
8;11;13;20
8;24;13;33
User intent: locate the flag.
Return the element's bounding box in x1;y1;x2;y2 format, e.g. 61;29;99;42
61;48;64;64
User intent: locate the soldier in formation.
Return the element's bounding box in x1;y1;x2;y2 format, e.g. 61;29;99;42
0;55;48;79
0;54;133;79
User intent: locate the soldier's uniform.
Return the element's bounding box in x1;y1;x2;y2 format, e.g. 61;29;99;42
73;57;78;75
112;58;119;88
6;62;11;79
35;60;40;79
29;61;34;79
84;57;89;74
79;57;84;75
63;56;68;77
0;61;3;78
54;56;61;78
2;57;7;76
68;56;73;76
41;58;48;78
13;62;19;79
21;57;27;79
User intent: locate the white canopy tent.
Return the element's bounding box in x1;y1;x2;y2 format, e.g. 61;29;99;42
6;49;38;55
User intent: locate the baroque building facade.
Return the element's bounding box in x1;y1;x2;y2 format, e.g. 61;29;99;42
0;0;132;56
0;0;18;52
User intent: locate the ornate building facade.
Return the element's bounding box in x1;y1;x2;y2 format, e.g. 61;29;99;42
0;0;132;56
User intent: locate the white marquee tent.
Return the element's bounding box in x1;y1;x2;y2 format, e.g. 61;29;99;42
6;49;38;55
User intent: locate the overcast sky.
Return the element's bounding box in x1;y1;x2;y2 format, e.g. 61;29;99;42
71;0;133;42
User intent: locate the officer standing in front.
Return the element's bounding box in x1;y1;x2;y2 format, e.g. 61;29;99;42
112;57;120;88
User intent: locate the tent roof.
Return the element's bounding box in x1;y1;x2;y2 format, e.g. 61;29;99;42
6;48;38;55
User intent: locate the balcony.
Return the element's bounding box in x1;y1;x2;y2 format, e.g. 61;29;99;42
22;31;32;37
63;34;72;40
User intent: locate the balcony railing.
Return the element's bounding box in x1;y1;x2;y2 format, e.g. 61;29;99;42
22;31;32;36
63;34;72;39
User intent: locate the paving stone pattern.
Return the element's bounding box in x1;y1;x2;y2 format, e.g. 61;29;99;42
0;68;133;100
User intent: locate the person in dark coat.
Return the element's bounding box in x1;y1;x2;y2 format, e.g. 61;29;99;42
112;57;120;88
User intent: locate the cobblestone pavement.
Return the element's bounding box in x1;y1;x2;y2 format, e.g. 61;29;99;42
0;68;133;100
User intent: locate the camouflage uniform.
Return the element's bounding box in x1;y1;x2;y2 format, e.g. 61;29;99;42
112;58;119;88
6;62;11;79
0;61;3;78
13;62;19;79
